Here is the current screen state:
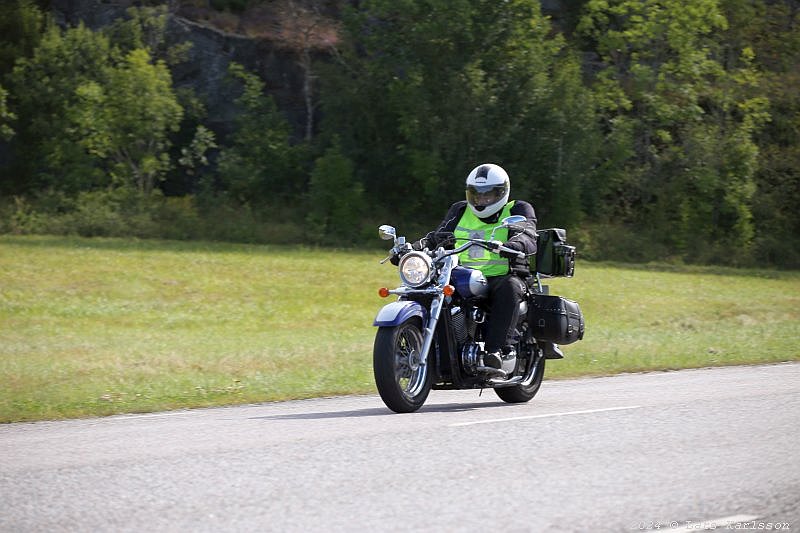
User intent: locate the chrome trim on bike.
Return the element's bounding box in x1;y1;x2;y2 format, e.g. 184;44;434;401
416;255;458;369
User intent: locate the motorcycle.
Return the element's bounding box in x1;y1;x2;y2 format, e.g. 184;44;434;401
373;216;585;413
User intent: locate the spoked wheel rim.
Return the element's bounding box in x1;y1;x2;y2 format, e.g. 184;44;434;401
394;323;427;400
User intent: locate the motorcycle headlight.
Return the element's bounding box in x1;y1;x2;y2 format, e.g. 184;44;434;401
398;252;433;288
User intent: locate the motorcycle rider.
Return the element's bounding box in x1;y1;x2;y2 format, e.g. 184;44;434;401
408;163;562;370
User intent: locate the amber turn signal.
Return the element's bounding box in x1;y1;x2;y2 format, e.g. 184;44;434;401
443;284;455;297
378;287;390;298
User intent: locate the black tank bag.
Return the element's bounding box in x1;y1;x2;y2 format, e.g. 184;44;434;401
530;228;576;277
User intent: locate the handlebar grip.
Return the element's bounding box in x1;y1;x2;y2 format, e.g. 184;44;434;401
498;245;526;259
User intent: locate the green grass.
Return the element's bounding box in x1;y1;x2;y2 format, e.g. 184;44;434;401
1;235;799;422
544;262;800;377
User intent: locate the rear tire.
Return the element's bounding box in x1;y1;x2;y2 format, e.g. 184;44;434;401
373;319;433;413
495;355;545;403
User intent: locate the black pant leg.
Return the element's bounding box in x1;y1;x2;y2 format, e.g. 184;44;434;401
485;274;525;352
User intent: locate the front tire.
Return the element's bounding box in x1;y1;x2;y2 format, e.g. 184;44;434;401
373;319;432;413
495;354;545;403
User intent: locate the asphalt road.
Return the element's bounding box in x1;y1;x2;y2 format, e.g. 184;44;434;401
1;362;799;532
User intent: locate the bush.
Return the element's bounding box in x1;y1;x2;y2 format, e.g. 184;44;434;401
2;189;180;239
576;223;677;264
0;188;308;245
306;143;365;244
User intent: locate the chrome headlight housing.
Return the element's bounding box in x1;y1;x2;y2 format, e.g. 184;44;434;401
398;252;433;288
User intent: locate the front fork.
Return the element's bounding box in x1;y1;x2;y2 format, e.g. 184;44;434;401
418;292;445;370
417;256;457;369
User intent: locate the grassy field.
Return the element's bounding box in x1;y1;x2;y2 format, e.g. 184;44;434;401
1;235;799;422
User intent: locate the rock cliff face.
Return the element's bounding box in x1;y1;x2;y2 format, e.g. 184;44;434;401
167;15;307;137
50;0;572;140
51;0;316;139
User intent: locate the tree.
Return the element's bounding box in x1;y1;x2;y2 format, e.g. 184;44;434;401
0;0;48;76
5;12;214;200
274;0;340;141
70;48;184;194
105;5;193;66
306;140;364;241
719;0;800;267
0;85;15;141
7;23;113;194
319;0;599;226
578;0;769;262
216;62;297;204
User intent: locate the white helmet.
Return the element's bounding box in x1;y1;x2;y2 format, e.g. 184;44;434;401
465;163;510;218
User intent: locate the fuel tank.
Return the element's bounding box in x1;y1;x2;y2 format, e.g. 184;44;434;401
451;266;488;299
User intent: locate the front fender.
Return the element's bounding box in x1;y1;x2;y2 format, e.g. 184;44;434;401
373;300;428;327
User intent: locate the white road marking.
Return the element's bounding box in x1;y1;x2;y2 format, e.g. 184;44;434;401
112;412;188;420
448;405;642;427
665;514;761;532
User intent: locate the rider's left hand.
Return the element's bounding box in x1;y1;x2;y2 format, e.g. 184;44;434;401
488;240;503;252
498;240;523;259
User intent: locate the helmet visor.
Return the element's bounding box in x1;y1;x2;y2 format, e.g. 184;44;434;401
466;183;508;209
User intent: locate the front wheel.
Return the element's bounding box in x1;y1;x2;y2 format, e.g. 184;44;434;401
373;319;433;413
495;354;546;404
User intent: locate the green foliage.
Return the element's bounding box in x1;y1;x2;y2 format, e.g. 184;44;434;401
321;0;600;225
0;84;15;140
179;125;218;175
0;0;798;267
216;62;298;203
0;0;48;75
720;0;800;268
71;48;183;193
2;188;178;238
3;8;199;198
7;23;113;193
106;5;168;55
105;5;192;66
0;186;315;244
578;0;769;263
306;141;365;242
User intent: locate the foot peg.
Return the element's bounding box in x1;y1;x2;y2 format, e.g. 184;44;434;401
476;365;508;378
540;342;564;359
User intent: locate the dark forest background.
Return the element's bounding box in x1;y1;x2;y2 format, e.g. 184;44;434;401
1;0;798;267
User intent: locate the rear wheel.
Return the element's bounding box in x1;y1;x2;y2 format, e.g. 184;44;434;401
495;353;545;403
373;319;432;413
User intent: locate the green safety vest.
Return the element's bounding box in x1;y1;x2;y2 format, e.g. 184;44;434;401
453;201;515;277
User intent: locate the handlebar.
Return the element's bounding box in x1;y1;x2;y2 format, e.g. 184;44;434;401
382;235;526;264
442;238;526;260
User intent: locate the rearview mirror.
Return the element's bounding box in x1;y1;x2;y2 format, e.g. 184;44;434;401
501;215;526;227
378;225;396;241
491;215;527;239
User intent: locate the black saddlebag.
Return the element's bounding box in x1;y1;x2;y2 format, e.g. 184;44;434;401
530;228;576;277
529;294;585;345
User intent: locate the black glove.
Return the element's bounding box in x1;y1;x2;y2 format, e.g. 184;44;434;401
487;240;503;252
430;231;455;248
417;231;454;250
498;240;524;259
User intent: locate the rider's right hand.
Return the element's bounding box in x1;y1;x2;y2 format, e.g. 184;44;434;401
421;231;455;250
